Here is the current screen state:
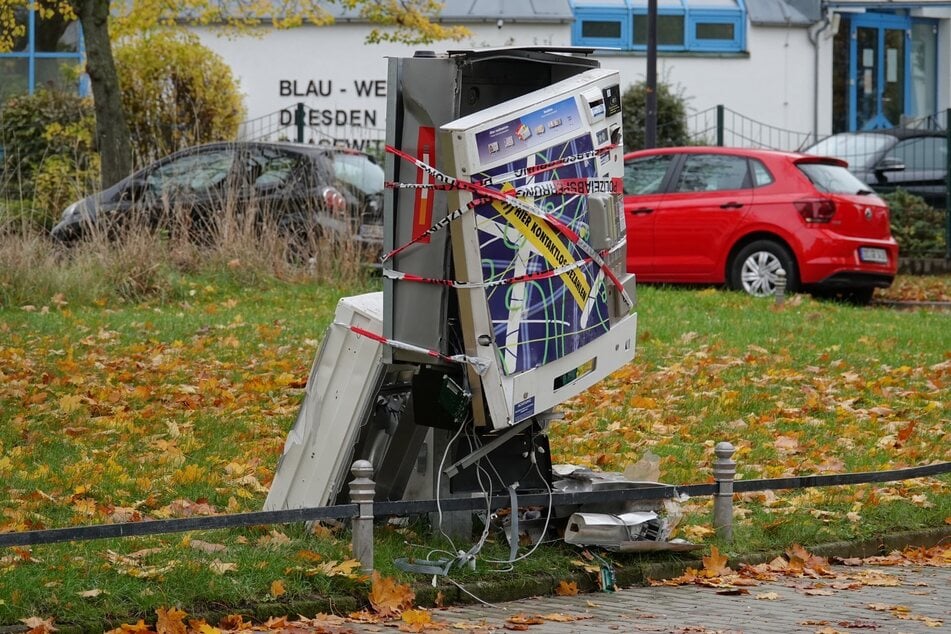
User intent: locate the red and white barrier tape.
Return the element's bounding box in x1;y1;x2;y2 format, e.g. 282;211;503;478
382;255;596;289
385;145;633;309
380;198;483;264
386;177;622;198
335;322;490;375
477;145;617;187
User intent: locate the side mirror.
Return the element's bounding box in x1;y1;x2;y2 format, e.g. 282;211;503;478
874;157;905;176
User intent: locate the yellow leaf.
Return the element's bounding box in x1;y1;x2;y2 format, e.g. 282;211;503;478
542;613;590;622
78;589;104;598
189;540;226;554
773;435;799;453
331;559;363;576
400;609;431;625
507;614;545;625
681;524;715;542
208;559;236;575
554;580;578;596
270;580;285;598
155;607;187;634
314;558;363;578
701;546;730;578
628;396;657;409
755;592;780;600
369;570;414;617
19;617;57;634
256;530;292;548
106;619;151;633
59;394;82;414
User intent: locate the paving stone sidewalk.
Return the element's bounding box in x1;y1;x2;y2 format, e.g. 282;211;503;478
351;565;949;633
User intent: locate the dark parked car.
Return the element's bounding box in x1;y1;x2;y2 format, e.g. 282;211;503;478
50;141;384;251
624;146;898;303
803;129;947;208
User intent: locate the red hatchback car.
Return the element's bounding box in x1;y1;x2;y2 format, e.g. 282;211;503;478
623;147;898;303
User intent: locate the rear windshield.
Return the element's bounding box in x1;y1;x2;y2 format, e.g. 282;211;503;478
333;154;384;196
804;134;891;171
797;162;873;195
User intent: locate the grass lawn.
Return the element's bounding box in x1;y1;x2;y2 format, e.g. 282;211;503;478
0;275;948;628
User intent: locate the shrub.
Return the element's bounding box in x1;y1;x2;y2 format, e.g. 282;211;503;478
32;120;102;229
621;80;691;152
115;31;246;166
0;89;95;199
882;189;947;258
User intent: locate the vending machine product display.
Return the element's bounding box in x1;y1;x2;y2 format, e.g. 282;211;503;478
265;48;636;514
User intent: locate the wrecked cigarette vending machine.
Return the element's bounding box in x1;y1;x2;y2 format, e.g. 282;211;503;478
265;48;636;514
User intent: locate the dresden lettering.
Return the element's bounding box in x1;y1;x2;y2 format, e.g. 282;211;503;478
279;108;377;127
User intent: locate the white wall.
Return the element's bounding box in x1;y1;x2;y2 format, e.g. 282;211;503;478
192;22;571;148
197;16;948;152
591;25;821;149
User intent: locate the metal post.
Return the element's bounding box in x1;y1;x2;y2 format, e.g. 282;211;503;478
716;105;724;147
349;460;375;572
945;108;950;260
774;268;786;306
295;102;305;144
712;441;736;542
645;0;658;149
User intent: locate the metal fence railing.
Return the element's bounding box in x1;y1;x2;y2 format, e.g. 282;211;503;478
237;103;386;160
687;106;817;151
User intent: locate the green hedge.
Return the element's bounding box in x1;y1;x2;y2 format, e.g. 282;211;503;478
882;189;947;258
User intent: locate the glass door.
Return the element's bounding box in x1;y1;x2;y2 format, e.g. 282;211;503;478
849;14;910;130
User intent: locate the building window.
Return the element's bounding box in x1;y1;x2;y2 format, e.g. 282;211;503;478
0;9;85;103
696;21;734;41
571;3;628;48
571;0;746;54
633;13;685;47
582;20;623;39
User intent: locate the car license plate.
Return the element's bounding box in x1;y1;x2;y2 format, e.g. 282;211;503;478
859;247;888;264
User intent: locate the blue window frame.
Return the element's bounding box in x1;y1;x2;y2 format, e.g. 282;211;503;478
571;2;629;49
571;0;746;53
0;9;86;102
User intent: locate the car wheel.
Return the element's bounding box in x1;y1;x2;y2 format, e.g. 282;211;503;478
729;240;798;298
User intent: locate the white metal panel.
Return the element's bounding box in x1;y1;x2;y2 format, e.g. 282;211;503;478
264;292;385;511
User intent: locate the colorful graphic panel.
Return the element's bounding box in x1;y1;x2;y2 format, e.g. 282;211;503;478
474;97;583;165
473;133;612;375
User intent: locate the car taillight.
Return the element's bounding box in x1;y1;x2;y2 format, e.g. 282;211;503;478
795;198;836;224
322;187;347;213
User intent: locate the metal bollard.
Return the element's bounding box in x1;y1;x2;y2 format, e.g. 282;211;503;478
712;442;736;542
349;460;376;572
774;268;786;306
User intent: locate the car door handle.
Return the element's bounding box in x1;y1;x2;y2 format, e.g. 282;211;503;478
630;207;654;215
720;202;744;209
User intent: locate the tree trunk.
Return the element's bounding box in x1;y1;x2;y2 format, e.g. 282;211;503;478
74;0;133;188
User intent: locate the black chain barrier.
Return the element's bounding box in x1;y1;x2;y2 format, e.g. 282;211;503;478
1;462;947;548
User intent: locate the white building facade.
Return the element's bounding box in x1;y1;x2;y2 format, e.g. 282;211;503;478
188;0;951;150
4;1;950;149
